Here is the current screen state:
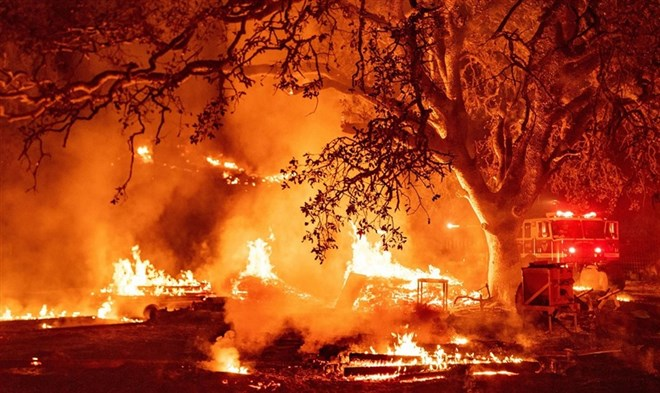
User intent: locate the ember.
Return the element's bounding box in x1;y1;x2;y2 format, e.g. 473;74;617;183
136;145;153;163
615;293;634;302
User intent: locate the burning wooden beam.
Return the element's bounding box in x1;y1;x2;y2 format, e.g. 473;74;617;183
343;360;541;379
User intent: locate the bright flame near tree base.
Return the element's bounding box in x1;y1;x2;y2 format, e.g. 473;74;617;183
345;224;474;310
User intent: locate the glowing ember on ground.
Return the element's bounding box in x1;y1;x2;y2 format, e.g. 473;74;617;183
472;370;519;376
615;293;633;302
450;335;469;345
102;245;211;296
573;285;593;292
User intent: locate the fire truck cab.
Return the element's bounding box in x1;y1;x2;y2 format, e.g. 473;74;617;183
516;211;622;286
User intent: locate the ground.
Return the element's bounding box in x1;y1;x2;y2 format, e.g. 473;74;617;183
0;280;658;392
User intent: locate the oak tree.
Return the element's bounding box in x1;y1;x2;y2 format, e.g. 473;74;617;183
1;0;657;301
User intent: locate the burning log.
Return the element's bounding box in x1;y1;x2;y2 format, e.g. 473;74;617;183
348;352;425;364
343;359;541;379
468;360;542;375
344;364;448;378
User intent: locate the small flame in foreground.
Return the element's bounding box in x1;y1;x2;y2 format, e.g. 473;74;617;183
616;293;633;302
202;332;249;375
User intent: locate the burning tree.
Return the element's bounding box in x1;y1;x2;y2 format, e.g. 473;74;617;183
1;1;657;302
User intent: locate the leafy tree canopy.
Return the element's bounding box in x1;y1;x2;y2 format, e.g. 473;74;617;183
1;0;657;265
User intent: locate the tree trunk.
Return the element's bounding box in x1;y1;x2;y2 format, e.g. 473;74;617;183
456;176;525;305
482;226;522;305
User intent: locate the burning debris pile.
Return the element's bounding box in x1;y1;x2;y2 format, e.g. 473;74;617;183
230;235;311;302
335;332;536;382
337;226;480;311
1;245;213;323
101;245;212;297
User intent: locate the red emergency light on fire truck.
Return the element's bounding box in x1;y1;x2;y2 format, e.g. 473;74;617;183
516;210;620;268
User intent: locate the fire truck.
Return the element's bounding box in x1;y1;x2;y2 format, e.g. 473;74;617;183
514;210;623;328
516;210;624;288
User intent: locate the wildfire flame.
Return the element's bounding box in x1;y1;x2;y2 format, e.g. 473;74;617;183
345;225;464;310
102;245;211;296
240;236;279;282
347;225;462;288
1;305;81;321
231;234;312;301
97;298;115;319
1;247;210;324
202;331;249;375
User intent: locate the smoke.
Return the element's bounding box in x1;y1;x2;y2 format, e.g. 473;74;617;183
1;72;490;353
